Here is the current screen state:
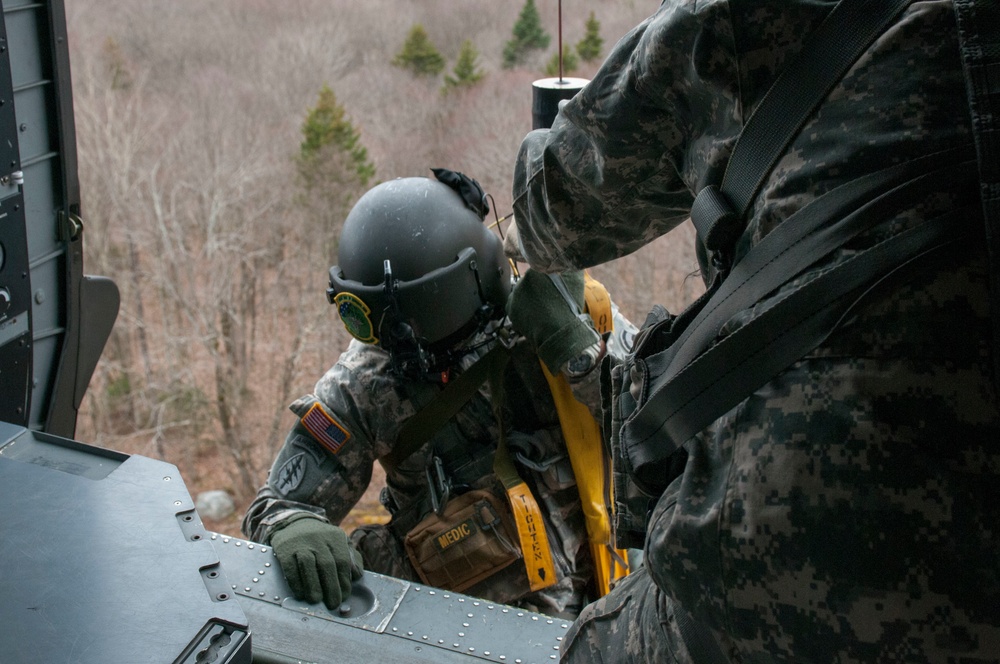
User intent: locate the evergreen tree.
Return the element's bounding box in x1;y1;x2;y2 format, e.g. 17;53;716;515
544;45;579;77
393;24;446;77
502;0;551;69
443;40;485;93
576;12;603;62
298;85;375;190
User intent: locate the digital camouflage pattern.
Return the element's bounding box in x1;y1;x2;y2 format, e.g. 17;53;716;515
243;309;637;618
512;0;1000;661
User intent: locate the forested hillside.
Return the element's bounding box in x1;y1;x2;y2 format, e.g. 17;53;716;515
66;0;704;535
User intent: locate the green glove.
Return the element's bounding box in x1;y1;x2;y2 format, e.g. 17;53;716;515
506;269;601;375
269;516;364;609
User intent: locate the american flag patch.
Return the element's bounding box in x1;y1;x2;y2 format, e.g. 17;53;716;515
301;402;351;454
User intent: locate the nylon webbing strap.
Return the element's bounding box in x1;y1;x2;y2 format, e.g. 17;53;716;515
488;352;557;592
693;0;912;257
625;206;969;475
388;344;505;469
624;156;979;479
953;0;1000;395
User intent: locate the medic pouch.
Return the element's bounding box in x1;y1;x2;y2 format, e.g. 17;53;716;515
403;486;520;592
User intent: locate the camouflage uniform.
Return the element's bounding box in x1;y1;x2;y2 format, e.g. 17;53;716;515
243;311;636;618
513;0;1000;661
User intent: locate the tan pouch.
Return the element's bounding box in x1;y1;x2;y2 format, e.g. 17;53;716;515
403;488;521;592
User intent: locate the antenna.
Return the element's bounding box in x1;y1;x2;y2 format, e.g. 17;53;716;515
558;0;564;81
530;1;588;130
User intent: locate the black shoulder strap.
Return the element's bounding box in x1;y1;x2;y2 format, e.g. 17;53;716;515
386;344;507;469
618;0;999;493
691;0;912;270
953;0;1000;394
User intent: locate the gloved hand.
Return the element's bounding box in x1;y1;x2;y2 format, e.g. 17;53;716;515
269;516;364;610
507;269;602;376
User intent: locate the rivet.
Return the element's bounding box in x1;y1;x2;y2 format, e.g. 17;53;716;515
553;645;560;650
473;601;480;606
485;652;491;656
462;623;469;627
259;570;265;575
499;657;506;661
223;538;230;543
458;632;465;637
557;637;563;641
261;547;268;553
561;624;569;629
467;613;474;618
211;534;217;540
414;586;422;592
551;656;558;660
459;598;465;603
438;640;444;645
453;643;460;648
487;605;494;610
407;631;413;636
244;587;251;592
253;578;259;583
468;647;475;652
392;627;398;632
248;544;254;549
274;596;280;601
546;620;553;624
163;476;171;481
517;612;524;617
502;608;509;613
231;585;237;590
429;590;435;595
259;592;265;597
265;562;271;567
443;594;450;599
235;541;242;547
175;501;182;506
532;616;538;621
422;636;428;640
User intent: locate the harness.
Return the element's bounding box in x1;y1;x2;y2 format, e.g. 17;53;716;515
615;0;996;506
612;1;999;660
387;276;627;596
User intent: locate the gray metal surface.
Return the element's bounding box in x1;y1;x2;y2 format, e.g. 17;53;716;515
214;532;570;664
0;425;251;664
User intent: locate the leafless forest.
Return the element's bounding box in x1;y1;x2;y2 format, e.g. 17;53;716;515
67;0;704;535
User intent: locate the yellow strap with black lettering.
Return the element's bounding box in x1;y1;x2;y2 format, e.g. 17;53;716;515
487;347;558;593
583;273;613;335
541;273;629;597
494;442;558;592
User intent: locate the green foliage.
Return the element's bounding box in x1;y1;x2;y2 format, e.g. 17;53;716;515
544;45;579;77
576;12;604;62
105;372;132;399
443;40;485;93
502;0;551;69
298;85;376;188
393;24;446;77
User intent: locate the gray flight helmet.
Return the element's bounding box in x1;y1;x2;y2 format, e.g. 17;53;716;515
327;176;511;373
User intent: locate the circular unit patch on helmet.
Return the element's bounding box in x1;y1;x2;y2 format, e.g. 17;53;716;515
334;292;378;344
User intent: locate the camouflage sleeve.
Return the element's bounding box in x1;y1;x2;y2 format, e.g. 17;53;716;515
511;0;739;272
242;358;380;544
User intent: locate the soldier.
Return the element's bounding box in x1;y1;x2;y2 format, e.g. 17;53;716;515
243;171;636;618
508;0;1000;661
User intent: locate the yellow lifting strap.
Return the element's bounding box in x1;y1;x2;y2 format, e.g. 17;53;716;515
488;346;559;593
541;273;629;597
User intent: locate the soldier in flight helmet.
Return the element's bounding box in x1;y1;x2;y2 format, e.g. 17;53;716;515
243;169;637;618
327;171;511;377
